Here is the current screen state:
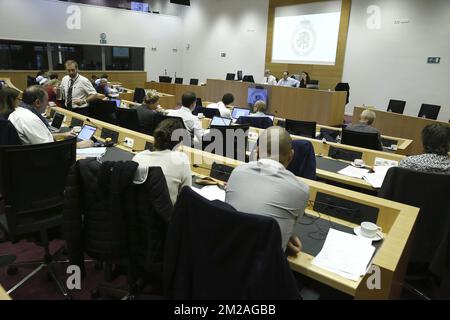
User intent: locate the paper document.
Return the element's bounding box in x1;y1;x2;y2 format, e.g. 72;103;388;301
338;166;370;179
76;147;107;158
312;229;376;281
363;166;392;188
191;186;226;202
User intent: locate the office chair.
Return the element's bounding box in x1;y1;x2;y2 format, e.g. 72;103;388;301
190;78;199;85
387;99;406;114
418;104;441;120
174;77;183;85
202;124;249;161
226;73;235;81
0;119;21;146
115;108;140;132
341;128;382;151
237;70;243;81
192;106;220;119
306;80;319;89
242;75;255;83
0;138;77;299
379;167;450;299
89;100;117;125
285;119;317;138
335;82;350;104
196;97;203;107
158;76;172;84
133;88;146;104
235;116;273;129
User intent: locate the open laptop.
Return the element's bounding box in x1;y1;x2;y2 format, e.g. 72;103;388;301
77;124;97;142
209;116;232;128
231;107;251;121
48;113;64;133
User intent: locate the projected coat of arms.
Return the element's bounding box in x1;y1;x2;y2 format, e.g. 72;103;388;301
291;20;315;56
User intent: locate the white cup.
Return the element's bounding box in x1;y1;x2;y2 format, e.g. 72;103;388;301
198;113;204;119
360;222;382;238
353;159;365;167
73;126;82;134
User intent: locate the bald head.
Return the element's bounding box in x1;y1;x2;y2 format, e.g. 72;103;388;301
258;126;293;167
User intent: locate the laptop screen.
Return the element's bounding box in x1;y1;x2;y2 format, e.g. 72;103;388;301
110;99;121;107
210;116;232;127
51;113;64;129
77;125;97;141
231;107;251;120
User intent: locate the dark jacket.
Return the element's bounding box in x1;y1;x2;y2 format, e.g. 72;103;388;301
63;159;173;280
131;104;157;135
0;119;21;146
164;187;301;300
287;139;317;180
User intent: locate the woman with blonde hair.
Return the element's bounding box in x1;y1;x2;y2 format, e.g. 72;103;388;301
131;90;164;135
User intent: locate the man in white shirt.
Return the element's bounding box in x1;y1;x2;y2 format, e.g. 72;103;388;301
263;69;277;86
167;92;204;144
60;60;103;116
277;72;300;88
206;93;234;118
225;126;309;256
9;86;93;148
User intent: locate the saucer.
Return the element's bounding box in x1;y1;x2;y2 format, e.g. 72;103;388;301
353;226;384;241
351;162;366;168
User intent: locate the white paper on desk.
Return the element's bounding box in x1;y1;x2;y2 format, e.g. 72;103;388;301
363;166;394;189
312;229;376;282
191;186;226;202
76;147;107;158
338;166;370;179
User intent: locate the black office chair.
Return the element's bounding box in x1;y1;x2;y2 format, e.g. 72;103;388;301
387;99;406;114
89;100;117;125
285;119;317;138
243;75;255;83
307;80;319;89
159;76;172;84
190;78;199;85
379;167;450;299
196;97;203;107
235;116;273;129
335;82;350;104
226;73;235;81
115;108;140;132
0;138;77;299
174;78;183;85
133;88;146;104
418;104;441;120
151;113;188;144
0;119;21;146
237;71;243;81
192;106;220;119
341;128;382;151
202;124;249;161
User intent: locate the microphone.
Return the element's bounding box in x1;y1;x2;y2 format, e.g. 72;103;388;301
164;69;167;76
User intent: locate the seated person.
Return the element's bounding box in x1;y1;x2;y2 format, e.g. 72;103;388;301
263;69;277;86
35;70;48;85
132;118;192;205
94;74;109;87
49;73;59;80
8;86;93;148
167;92;204;144
299;72;311;88
399;124;450;174
250;100;270;118
131;90;164;135
0;87;21;120
95;78;111;96
225;126;310;256
344;109;383;150
207;93;234;118
43;79;60;103
277;72;300;88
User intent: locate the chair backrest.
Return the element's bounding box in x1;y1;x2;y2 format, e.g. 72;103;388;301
174;77;183;84
192;106;220;119
133;88;146;104
89;100;117;125
379;167;450;266
163;187;300;300
287;140;317;180
0;138;76;241
152;113;187;136
236;116;273;129
335;82;350;104
226;73;235;81
387;99;406;114
341;128;381;151
237;70;243;81
242;75;255;83
159;76;172;84
190;78;199;85
307;80;319;89
115;108;140;132
418;104;441;120
202;124;249;161
0;119;21;146
285;119;316;138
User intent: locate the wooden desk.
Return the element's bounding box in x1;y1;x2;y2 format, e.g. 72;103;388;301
0;77;22;93
0;284;11;300
51;107;419;299
353;106;450;155
147;79;347;126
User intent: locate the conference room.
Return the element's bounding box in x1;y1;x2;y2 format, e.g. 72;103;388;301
0;0;449;304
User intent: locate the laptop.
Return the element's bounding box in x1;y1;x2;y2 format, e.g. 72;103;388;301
77;124;97;142
231;107;251;120
110;99;121;107
209;116;232;128
48;113;64;133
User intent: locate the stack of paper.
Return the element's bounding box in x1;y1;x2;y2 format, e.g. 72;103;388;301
191;186;226;202
312;229;376;281
338;166;370;179
363;166;392;188
76;147;107;158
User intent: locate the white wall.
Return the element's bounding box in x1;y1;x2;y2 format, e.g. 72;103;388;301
0;0;184;81
342;0;450;122
179;0;269;84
